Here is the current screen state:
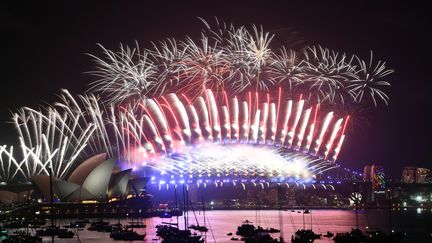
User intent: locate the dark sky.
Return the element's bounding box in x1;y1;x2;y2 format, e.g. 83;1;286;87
0;1;430;178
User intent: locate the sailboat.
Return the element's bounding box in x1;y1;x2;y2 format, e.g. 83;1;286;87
126;215;146;229
291;208;321;243
188;198;208;232
333;185;367;243
36;167;74;239
156;184;204;243
234;187;282;243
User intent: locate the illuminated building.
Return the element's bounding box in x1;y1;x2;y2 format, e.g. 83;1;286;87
402;166;431;184
363;164;385;190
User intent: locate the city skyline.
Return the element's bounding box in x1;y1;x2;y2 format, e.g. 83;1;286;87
0;1;431;178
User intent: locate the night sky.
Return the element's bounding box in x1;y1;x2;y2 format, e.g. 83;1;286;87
0;1;430;178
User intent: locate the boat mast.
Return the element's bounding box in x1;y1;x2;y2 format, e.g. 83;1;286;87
353;183;359;229
202;197;206;228
302;207;305;230
310;209;313;231
189;200;200;227
48;166;55;243
388;188;393;234
174;185;179;228
182;184;187;230
278;184;284;242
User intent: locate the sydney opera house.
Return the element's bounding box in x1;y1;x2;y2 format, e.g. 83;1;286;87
0;153;149;207
32;153;131;202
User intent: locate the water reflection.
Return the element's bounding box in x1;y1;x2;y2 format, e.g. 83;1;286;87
38;209;431;242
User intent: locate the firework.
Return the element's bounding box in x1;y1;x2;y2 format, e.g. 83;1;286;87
0;145;28;182
348;51;393;106
144;144;333;180
87;19;393;107
111;89;347;179
0;19;392;183
9;90;99;180
87;43;158;105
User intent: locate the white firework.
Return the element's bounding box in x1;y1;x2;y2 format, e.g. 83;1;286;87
86;19;392;108
0;145;29;182
347;51;394;106
267;46;303;90
149;38;190;96
178;34;225;98
87;43;158;105
301;46;357;104
11;91;98;180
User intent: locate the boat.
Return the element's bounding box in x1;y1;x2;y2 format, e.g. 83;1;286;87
291;229;321;242
245;233;280;243
231;237;239;240
291;208;321;242
323;231;334;237
333;228;366;243
2;221;25;229
57;229;75;238
189;224;209;232
227;232;233;236
256;226;280;233
236;220;257;237
267;227;281;233
2;234;42;243
235;193;283;241
334;186;367;243
156;185;204;243
187;198;209;233
156;225;203;243
162;235;203;243
35;226;61;236
87;220;110;231
112;230;145;241
235;220;280;242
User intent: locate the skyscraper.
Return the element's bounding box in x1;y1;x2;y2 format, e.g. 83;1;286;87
402;167;431;183
363;164;385;190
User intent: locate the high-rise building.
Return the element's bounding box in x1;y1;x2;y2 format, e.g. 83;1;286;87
363;165;373;182
402;167;431;183
402;167;417;183
363;164;385;190
417;168;430;183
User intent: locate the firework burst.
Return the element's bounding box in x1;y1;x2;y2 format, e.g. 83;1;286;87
87;19;393;107
0;19;393;183
348;51;393;106
87;43;158;105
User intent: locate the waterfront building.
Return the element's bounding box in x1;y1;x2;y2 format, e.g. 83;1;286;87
363;164;385;190
402;166;431;183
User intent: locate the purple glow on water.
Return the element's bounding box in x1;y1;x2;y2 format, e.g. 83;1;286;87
48;209;432;242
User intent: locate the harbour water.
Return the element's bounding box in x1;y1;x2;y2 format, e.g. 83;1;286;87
32;209;432;242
